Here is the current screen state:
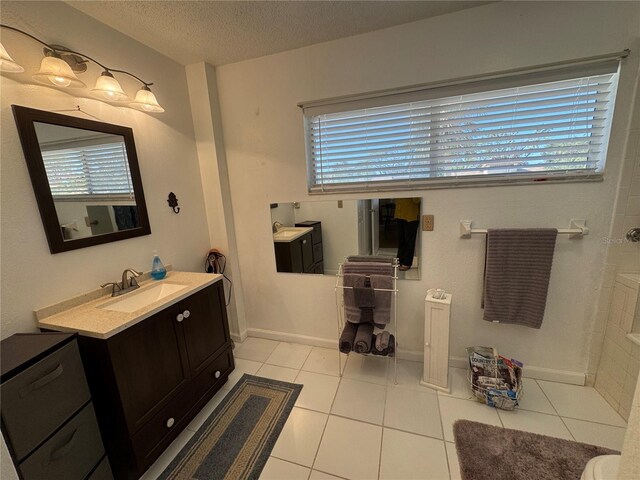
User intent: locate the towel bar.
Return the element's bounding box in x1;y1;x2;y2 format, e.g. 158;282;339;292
459;219;588;239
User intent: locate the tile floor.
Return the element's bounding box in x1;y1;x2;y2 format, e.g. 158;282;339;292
141;337;628;480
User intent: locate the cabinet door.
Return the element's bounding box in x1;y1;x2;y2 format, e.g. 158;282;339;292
301;233;314;272
108;308;189;434
179;282;230;377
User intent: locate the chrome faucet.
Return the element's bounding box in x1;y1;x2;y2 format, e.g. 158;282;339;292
101;268;143;297
272;221;283;233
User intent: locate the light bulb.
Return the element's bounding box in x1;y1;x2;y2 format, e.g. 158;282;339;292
0;42;24;73
32;55;85;88
129;85;164;113
90;71;129;102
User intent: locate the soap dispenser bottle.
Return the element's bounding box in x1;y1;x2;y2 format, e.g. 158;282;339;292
151;251;167;280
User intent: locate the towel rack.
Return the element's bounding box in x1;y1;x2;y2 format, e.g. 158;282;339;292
459;219;588;239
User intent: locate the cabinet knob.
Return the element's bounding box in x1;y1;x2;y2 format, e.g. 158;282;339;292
176;313;184;322
214;370;221;379
302;239;307;244
166;418;175;428
425;342;430;347
183;309;191;318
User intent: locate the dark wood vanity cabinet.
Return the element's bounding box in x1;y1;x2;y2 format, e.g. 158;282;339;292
76;280;234;480
295;221;324;274
275;231;314;273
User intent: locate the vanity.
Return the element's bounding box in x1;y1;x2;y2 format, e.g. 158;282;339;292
37;271;234;480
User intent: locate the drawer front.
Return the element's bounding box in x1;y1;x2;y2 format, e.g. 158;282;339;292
130;348;233;471
18;403;104;480
312;243;323;263
1;341;91;460
87;457;114;480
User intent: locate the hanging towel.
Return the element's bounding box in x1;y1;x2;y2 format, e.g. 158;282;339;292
346;255;395;264
369;274;393;325
344;274;367;323
343;262;394;277
354;323;374;353
354;287;375;307
483;228;558;329
339;322;358;353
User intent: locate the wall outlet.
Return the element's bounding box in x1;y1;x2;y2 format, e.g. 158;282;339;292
422;214;434;231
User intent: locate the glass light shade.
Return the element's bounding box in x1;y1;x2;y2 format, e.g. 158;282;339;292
129;86;165;113
32;56;85;88
0;42;24;73
90;72;129;102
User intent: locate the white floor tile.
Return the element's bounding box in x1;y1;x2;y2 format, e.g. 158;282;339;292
139;429;195;479
384;386;443;439
516;379;555;415
302;347;346;377
185;388;228;432
314;416;382;480
295;371;340;413
224;357;263;390
497;409;573;440
271;407;328;467
259;457;310;480
562;418;627;451
386;359;427;391
309;470;344;480
234;337;280;362
256;363;299;382
438;396;502;442
537;381;627;427
446;442;461;480
266;342;313;369
438;367;474;401
379;428;449;480
331;378;387;424
343;354;389;385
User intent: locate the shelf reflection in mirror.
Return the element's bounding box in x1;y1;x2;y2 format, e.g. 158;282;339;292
270;198;421;280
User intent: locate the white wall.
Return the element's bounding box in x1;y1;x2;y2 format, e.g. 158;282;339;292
0;1;211;338
215;1;640;376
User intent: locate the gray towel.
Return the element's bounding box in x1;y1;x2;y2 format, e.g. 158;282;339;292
343;262;394;277
354;323;374;353
339;322;358;353
369;274;393;325
344;274;367;323
354;287;375;307
371;333;395;356
483;228;557;329
346;255;395;264
376;330;390;350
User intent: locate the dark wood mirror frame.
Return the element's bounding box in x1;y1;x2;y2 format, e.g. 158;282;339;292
12;105;151;254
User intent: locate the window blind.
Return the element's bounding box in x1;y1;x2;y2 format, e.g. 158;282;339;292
303;65;620;193
41;141;134;198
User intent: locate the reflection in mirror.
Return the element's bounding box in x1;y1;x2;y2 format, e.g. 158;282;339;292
34;123;138;241
270;198;421;280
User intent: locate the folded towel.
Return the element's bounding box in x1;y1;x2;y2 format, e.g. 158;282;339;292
370;333;395;356
354;323;374;353
354;287;375;307
483;228;557;329
346;255;395;264
339;322;358;353
369;275;393;325
343;262;394;277
376;330;390;350
344;274;367;323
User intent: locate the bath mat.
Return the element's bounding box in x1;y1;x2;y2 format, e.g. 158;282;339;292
158;374;302;480
453;420;618;480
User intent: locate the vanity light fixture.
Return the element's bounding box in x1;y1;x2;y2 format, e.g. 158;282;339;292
0;42;24;72
0;23;164;113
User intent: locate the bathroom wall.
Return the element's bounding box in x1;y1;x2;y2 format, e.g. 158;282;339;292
0;1;211;338
214;1;640;380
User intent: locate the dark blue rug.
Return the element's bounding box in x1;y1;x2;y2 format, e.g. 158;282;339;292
159;374;302;480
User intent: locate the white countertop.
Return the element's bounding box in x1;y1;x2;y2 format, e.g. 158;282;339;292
273;226;313;243
37;271;223;339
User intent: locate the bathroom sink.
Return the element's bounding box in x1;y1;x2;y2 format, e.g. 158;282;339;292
98;282;188;313
273;227;313;242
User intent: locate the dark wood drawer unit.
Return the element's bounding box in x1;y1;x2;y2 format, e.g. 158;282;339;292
1;333;111;480
296;220;324;274
275;231;315;273
76;280;234;480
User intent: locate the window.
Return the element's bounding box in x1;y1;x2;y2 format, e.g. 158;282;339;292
302;62;620;193
41;139;134;199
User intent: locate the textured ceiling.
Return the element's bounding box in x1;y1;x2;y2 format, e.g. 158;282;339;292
66;1;491;66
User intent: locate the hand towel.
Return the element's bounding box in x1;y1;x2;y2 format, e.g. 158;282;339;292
343;274;367;323
483;228;558;329
369;274;393;325
339;322;358;353
354;287;375;307
354;323;374;353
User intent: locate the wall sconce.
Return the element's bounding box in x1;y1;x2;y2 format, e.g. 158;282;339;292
0;24;165;113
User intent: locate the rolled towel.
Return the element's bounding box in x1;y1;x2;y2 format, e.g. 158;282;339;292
388;335;396;357
339;322;358;353
354;287;375;307
354;323;374;353
376;331;390;351
370;332;395;356
370;334;385;355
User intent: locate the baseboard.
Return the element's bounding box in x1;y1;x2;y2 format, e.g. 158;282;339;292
243;329;586;385
230;329;248;344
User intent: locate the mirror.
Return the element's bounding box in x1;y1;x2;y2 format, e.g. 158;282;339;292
12;105;150;253
270;198;421;280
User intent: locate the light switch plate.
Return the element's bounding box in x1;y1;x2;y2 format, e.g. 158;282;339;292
338;200;343;208
422;215;434;231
